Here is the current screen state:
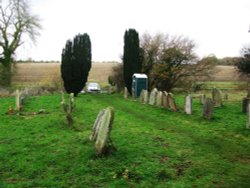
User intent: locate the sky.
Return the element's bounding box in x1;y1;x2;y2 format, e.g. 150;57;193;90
15;0;250;62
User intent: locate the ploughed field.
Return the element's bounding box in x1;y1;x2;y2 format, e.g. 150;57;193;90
0;93;249;187
12;63;247;87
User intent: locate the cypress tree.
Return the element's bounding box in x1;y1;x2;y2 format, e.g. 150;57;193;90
123;29;142;94
61;33;92;96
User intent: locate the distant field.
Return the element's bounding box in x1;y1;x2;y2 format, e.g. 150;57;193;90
12;62;118;86
12;63;247;87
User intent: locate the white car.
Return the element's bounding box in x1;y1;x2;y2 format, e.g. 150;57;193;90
86;82;101;93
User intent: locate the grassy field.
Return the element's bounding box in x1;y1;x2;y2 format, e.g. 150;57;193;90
12;63;247;88
0;93;249;187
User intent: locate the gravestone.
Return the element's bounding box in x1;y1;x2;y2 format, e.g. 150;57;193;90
139;90;145;103
200;94;206;105
132;88;135;99
162;91;169;109
156;91;163;107
149;88;158;105
15;89;21;111
242;97;250;113
94;107;115;155
167;93;177;111
89;109;105;141
247;103;250;129
124;87;128;99
143;90;149;104
212;87;223;107
185;95;192;115
203;98;213;120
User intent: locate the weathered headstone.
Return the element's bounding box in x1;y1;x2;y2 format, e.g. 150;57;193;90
143;90;149;104
200;94;206;105
247;103;250;129
89;109;105;141
149;88;158;105
203;98;213;120
15;89;21;111
132;88;135;99
242;97;250;113
185;95;192;115
95;107;115;155
139;89;148;103
139;90;145;103
61;92;74;125
212;87;223;107
156;91;163;107
124;87;128;99
162;91;169;109
167;93;177;111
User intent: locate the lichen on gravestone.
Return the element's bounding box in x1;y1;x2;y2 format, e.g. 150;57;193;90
94;107;115;155
149;88;158;105
156;91;163;107
89;109;105;141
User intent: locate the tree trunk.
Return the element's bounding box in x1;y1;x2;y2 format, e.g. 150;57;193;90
0;52;13;87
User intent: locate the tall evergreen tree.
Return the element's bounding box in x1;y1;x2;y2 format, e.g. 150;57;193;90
123;29;142;94
61;33;92;96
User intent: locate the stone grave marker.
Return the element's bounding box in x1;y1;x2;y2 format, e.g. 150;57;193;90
167;93;177;111
149;88;158;105
143;90;149;104
247;103;250;129
203;98;213;120
94;107;115;155
200;94;206;105
124;87;128;99
139;90;145;103
242;97;250;113
89;109;105;141
185;95;192;115
15;89;21;111
162;91;169;109
156;91;163;107
212;87;223;107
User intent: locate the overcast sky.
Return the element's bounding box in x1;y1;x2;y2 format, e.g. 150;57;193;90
15;0;250;62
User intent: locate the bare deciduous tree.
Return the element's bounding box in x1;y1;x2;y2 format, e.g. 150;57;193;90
0;0;41;86
140;33;215;92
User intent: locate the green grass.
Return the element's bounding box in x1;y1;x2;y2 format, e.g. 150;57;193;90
0;93;249;187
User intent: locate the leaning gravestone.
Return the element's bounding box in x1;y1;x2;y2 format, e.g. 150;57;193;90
156;91;163;107
92;107;115;155
89;109;105;141
149;88;158;105
185;95;192;115
167;93;177;111
203;98;213;120
162;91;169;109
242;97;250;113
247;103;250;129
212;87;223;107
